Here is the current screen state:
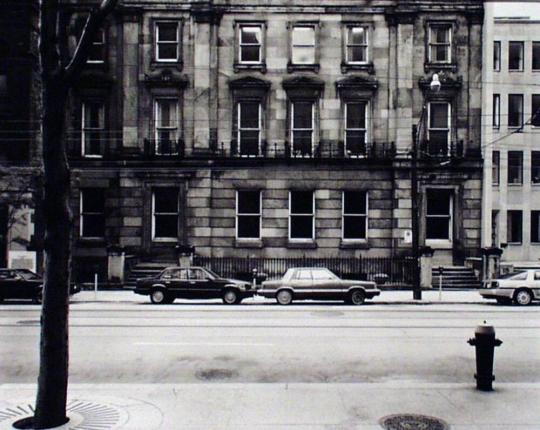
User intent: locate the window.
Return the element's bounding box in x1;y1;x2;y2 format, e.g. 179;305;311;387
426;190;452;241
289;191;314;240
492;151;500;185
152;188;179;240
346;26;368;64
532;211;540;243
236;190;261;240
345;102;367;156
80;188;105;238
81;101;104;157
508;151;523;185
532;94;540;127
508;94;523;128
311;269;335;281
428;25;452;63
428;102;450;155
154;98;179;155
532;152;540;184
291;101;313;157
237;102;261;156
0;74;7;111
508;41;524;71
493;41;501;71
492;94;500;129
295;269;312;280
155;22;179;62
87;28;105;63
342;191;368;240
291;26;315;65
533;42;540;71
239;25;262;64
507;210;522;243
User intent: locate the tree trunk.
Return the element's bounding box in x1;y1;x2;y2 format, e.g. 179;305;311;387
33;76;72;429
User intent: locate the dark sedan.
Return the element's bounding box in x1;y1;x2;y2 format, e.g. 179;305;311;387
134;266;255;304
0;268;81;303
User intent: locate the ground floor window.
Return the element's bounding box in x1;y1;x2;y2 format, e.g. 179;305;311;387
152;187;179;240
80;188;105;238
236;190;261;239
507;210;522;244
289;190;314;240
342;191;367;240
531;211;540;243
426;189;452;241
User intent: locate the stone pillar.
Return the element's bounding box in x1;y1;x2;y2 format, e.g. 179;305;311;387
482;247;503;280
107;246;125;284
420;246;434;289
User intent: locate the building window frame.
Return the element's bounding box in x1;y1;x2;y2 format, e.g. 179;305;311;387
508;151;524;185
290;100;315;158
427;101;451;156
239;25;262;64
532;151;540;184
154;21;181;63
342;191;368;241
425;189;453;244
507;210;523;244
493;94;500;129
151;187;179;242
87;28;106;64
427;23;452;64
80;188;105;239
345;25;369;65
492;151;500;186
531;211;540;243
236;190;261;240
237;101;262;157
288;22;320;72
533;41;540;71
153;97;179;155
81;101;105;158
493;41;501;71
532;94;540;127
344;101;369;157
508;94;524;128
289;190;315;241
508;41;524;71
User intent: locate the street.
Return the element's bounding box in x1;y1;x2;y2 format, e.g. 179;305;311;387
1;294;539;385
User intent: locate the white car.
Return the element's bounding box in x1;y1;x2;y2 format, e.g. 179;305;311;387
480;269;540;305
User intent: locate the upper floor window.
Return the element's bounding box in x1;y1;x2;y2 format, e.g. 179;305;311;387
428;24;452;64
0;74;7;112
532;151;540;184
289;190;314;240
237;101;261;156
533;42;540;71
236;190;261;240
152;187;179;240
291;101;314;157
492;151;500;185
87;28;105;63
239;25;262;64
342;191;368;241
508;94;523;128
80;188;105;238
154;98;179;155
493;41;501;71
81;101;104;157
346;26;368;64
155;22;179;62
532;94;540;127
508;151;523;185
508;41;524;71
291;25;316;65
345;102;367;157
426;189;453;241
427;102;451;155
492;94;500;129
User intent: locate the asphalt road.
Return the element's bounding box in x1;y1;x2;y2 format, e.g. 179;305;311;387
1;302;539;384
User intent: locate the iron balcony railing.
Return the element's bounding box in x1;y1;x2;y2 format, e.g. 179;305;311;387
419;139;465;159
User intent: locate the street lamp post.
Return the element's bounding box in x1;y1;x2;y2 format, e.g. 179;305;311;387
411;73;441;301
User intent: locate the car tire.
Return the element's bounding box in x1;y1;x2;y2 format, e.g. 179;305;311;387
496;297;512;305
222;289;239;305
33;292;43;305
514;289;533;306
276;289;293;305
150;288;168;304
348;289;366;305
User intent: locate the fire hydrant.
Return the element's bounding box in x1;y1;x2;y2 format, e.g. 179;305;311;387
467;322;503;391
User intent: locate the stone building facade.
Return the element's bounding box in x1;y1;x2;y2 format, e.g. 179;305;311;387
61;0;484;281
481;10;540;264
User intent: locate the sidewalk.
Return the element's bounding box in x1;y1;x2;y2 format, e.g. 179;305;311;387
1;382;539;429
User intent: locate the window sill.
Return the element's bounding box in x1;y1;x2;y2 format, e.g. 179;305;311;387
287;63;320;73
506;242;522;246
287;240;317;249
340;62;374;74
235;239;263;248
507;183;523;187
424;62;457;73
150;60;183;71
233;62;267;73
340;240;370;250
152;239;178;243
508;69;524;73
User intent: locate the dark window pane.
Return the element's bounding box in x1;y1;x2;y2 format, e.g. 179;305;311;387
428;131;449;155
430;103;448;128
157;44;177;60
346;103;366;128
237;215;260;238
239;103;259;128
493;94;500;127
291;191;313;214
241;46;260;62
532;95;540;127
290;215;313;239
492;151;500;185
533;42;540;70
433;27;449;43
507;210;522;243
239;131;259;155
293;102;312;128
509;42;523;70
348;46;366;62
154;188;178;212
426;218;450;240
508;151;523;184
82;214;105;237
88;44;104;62
427;190;450;215
508;94;523;127
346;131;366;155
532;211;540;243
344;191;367;214
85;131;102;155
343;216;366;239
155;215;178;238
434;45;448;62
532;151;540;184
238;191;260;214
241;27;261;44
349;27;366;45
158;23;178;42
494;41;501;70
82;189;105;212
292;131;312;155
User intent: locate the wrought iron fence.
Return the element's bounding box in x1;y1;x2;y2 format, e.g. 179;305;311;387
193;255;414;287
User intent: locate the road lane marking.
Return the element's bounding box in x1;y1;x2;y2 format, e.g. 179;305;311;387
133;342;275;346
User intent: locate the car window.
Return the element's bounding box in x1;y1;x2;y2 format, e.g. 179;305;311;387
161;269;174;280
0;271;11;280
17;270;40;280
311;269;335;280
295;270;312;280
189;269;208;280
508;271;528;281
171;269;188;280
534;271;540;281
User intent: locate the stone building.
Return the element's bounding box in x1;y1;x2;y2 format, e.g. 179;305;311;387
481;9;540;265
61;0;484;282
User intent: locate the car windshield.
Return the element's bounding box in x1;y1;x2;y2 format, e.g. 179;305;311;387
17;270;41;280
498;271;527;280
202;268;219;279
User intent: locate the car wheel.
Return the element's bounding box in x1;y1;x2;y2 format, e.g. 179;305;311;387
276;289;293;305
222;289;239;305
150;289;168;304
349;290;366;305
33;291;43;305
514;289;533;306
496;297;512;305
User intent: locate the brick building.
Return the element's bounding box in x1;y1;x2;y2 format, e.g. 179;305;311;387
61;0;484;282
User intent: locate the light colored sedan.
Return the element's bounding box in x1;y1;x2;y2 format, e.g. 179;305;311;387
480;269;540;306
258;267;381;305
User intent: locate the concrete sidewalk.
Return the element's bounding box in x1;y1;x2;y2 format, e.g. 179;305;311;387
1;382;539;429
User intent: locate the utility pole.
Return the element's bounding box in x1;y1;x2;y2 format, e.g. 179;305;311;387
411;123;421;300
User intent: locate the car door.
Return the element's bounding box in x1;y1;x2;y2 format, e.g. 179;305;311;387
187;268;217;298
0;270;18;299
532;271;540;299
292;269;313;299
168;268;189;298
311;268;342;300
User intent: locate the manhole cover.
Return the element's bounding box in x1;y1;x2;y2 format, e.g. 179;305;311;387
0;400;126;429
379;414;449;430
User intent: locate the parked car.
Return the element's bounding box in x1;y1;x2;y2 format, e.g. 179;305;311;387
258;267;381;305
480;269;540;305
0;268;81;304
134;266;255;304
